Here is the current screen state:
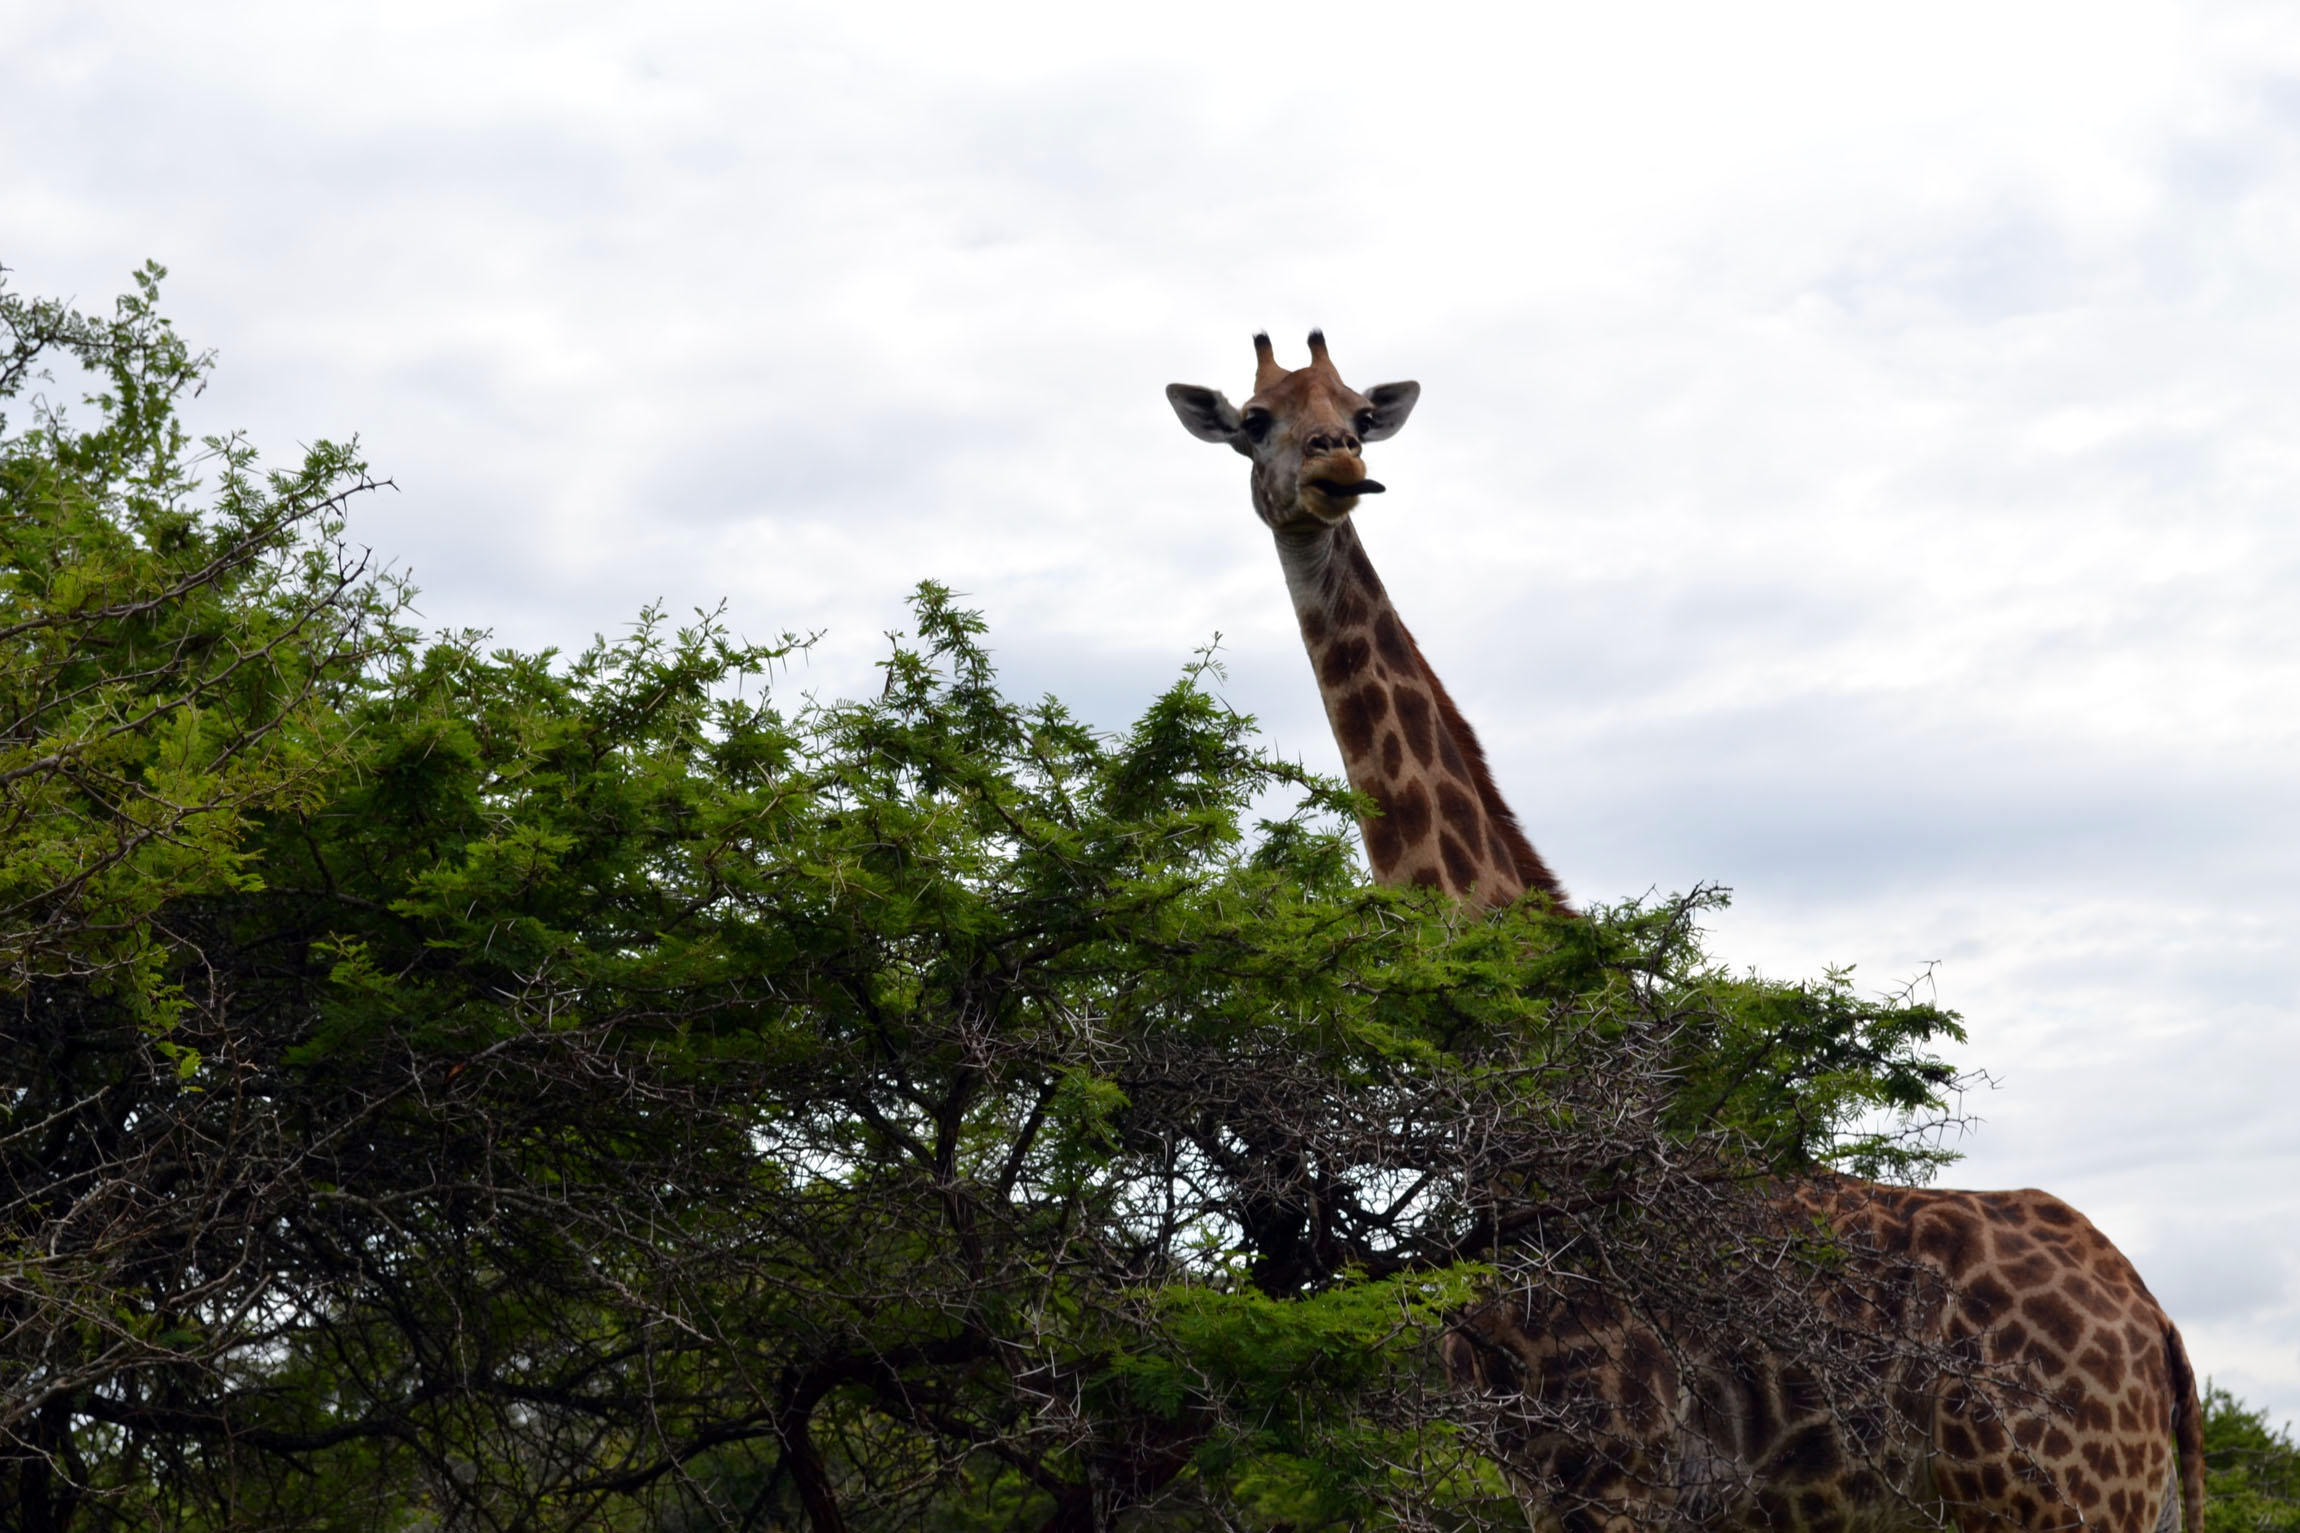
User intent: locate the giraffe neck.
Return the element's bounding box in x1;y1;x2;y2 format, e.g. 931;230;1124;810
1274;520;1568;909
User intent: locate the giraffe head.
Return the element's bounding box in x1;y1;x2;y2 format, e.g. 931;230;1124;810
1166;331;1421;532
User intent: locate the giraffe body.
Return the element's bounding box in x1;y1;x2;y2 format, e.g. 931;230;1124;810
1165;334;2201;1533
1444;1176;2203;1533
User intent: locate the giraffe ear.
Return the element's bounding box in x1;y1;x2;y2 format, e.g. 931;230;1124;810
1362;381;1420;441
1166;384;1244;444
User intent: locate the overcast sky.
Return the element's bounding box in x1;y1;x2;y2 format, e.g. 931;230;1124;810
7;0;2296;1421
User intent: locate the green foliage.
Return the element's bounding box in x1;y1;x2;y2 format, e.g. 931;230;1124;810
0;268;1975;1533
2205;1384;2300;1533
1114;1271;1516;1524
1657;953;1967;1182
0;260;397;1017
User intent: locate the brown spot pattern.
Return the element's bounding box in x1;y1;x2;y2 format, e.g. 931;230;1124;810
1318;635;1370;688
1372;610;1411;668
1961;1274;2014;1327
1917;1212;1982;1278
2022;1293;2085;1353
2065;1275;2121;1319
1439;831;1478;889
1335;683;1390;756
1435;778;1483;843
1436;721;1469;778
1393;687;1435;766
1361;806;1402;871
1385;780;1432;846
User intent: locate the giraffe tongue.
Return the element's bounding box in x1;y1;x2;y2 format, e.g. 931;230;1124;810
1316;479;1385;497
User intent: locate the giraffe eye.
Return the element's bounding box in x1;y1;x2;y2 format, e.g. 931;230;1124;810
1241;409;1273;442
1354;410;1376;437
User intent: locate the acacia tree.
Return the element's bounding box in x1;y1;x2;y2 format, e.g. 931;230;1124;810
0;264;403;1529
1;270;1971;1532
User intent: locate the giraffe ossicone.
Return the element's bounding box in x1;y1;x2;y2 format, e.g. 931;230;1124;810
1166;331;2204;1533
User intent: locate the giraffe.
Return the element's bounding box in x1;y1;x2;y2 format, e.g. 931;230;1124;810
1165;330;1569;910
1165;333;2204;1533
